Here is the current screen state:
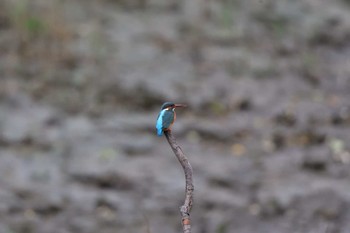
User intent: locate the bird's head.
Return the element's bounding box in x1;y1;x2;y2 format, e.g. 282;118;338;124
161;102;187;110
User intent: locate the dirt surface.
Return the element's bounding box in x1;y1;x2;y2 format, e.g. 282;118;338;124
0;0;350;232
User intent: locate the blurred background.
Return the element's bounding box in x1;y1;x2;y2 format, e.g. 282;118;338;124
0;0;350;232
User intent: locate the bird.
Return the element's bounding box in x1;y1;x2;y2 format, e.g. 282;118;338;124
156;102;186;136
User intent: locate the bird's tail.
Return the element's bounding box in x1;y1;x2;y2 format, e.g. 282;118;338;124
157;127;163;136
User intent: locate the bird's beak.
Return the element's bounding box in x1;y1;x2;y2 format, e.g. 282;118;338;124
174;104;187;108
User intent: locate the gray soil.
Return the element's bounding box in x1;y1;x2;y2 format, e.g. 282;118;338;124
0;0;350;232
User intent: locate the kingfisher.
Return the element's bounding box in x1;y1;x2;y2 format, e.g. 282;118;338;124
156;102;186;136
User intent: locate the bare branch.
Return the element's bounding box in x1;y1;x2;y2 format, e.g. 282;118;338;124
164;130;194;233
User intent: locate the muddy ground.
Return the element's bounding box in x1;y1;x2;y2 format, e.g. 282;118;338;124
0;0;350;232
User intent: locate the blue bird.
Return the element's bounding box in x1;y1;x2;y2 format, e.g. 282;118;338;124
156;102;186;136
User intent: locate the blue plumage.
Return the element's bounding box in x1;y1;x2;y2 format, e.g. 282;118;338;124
156;109;174;136
156;102;186;136
156;109;166;136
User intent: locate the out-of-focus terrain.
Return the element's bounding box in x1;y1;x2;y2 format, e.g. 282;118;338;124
0;0;350;232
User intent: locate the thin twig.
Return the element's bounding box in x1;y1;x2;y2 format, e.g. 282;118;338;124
164;130;194;233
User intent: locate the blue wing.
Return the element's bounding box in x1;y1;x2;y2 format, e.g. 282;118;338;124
162;110;174;129
156;110;165;136
156;110;174;136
